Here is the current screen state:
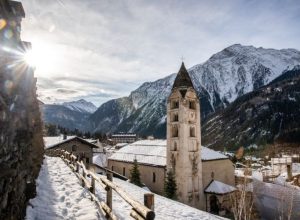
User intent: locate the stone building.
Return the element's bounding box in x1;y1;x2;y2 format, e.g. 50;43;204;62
44;135;99;167
167;62;204;209
111;133;137;144
0;1;44;219
108;63;235;214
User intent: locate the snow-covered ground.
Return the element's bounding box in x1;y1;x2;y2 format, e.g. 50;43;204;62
26;156;224;220
93;175;224;220
26;157;101;220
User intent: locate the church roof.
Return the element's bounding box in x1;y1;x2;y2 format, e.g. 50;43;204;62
204;180;237;195
172;62;195;90
108;139;228;167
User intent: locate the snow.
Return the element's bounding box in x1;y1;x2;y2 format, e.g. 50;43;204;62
43;136;99;149
109;139;228;166
26;156;101;220
26;156;224;220
93;153;108;167
43;135;76;149
62;99;97;114
93;175;225;220
204;180;236;194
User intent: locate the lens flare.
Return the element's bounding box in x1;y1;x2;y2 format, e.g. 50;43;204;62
24;50;36;66
0;19;6;30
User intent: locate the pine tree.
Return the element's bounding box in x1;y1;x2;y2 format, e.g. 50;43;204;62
164;170;177;199
130;159;142;186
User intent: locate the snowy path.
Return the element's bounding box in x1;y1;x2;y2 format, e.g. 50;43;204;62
26;156;101;220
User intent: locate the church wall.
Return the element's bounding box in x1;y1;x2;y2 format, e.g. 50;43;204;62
202;159;235;189
107;160;166;195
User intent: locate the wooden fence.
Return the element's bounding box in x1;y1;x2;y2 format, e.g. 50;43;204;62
52;149;155;220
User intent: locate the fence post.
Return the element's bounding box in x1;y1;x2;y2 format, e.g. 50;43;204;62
144;193;154;211
82;168;86;187
90;175;95;195
106;173;113;213
76;162;79;173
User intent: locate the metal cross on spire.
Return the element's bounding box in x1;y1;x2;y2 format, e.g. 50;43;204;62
181;56;185;62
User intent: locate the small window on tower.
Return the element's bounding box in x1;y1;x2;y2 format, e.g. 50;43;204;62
190;127;195;137
172;126;178;137
173;113;179;122
153;172;156;183
189;101;196;109
123;167;126;176
172;100;179;109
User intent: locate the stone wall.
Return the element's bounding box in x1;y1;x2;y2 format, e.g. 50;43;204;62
0;1;44;219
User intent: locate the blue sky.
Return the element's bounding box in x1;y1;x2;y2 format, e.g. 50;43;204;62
21;0;300;107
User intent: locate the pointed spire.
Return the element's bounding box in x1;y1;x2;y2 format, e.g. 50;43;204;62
172;62;194;90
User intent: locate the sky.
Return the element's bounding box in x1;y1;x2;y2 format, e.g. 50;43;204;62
21;0;300;107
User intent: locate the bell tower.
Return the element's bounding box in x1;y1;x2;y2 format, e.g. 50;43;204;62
166;62;204;209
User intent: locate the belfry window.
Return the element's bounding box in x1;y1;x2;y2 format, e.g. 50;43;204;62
190;127;195;137
189;101;196;109
172;126;178;137
172;142;177;151
173;113;179;122
172;100;179;109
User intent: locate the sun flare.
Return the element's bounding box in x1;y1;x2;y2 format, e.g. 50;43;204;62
23;41;60;75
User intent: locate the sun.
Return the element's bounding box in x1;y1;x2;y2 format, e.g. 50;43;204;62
24;49;36;66
23;40;60;75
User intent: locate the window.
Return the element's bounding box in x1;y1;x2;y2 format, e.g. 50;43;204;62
173;113;179;122
152;172;156;183
72;145;77;151
171;100;179;109
172;126;178;137
172;142;177;151
189;101;196;109
190;127;195;137
123;167;126;176
86;157;90;164
111;166;114;171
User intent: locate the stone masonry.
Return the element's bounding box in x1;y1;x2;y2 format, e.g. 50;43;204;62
0;1;44;219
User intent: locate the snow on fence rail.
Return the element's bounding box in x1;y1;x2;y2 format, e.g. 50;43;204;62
49;149;155;220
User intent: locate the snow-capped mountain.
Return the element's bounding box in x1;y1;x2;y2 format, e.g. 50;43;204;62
202;67;300;150
62;99;97;114
41;99;97;131
88;44;300;137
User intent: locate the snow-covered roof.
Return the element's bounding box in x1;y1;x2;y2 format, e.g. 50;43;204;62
93;153;108;167
44;136;99;149
44;135;76;149
204;180;236;194
109;139;228;166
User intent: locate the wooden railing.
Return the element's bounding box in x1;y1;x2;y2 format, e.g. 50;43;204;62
52;149;155;220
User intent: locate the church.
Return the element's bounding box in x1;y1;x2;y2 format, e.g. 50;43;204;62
107;63;235;214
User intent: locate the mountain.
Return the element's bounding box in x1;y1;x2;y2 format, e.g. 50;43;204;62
62;99;97;114
88;44;300;137
201;67;300;150
41;99;97;131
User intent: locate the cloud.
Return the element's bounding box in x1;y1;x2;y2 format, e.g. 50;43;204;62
21;0;300;106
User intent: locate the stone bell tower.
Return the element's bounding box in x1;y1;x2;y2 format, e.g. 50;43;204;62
166;62;204;209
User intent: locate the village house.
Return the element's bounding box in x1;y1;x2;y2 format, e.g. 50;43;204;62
108;63;236;215
44;135;99;167
111;133;137;144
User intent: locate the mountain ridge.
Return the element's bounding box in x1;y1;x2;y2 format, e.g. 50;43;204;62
87;44;300;137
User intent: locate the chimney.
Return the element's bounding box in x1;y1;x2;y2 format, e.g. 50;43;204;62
63;134;67;140
287;164;292;181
